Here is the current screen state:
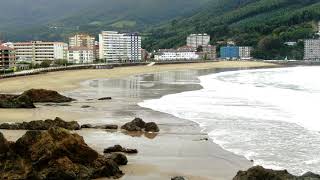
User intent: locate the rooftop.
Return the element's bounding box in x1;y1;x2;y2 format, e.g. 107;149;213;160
0;45;14;51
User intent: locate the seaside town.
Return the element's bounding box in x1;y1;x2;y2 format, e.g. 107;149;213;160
1;21;320;75
2;1;320;179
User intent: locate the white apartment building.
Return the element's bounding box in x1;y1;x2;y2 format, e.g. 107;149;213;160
187;33;210;48
304;39;320;60
68;47;94;64
69;34;95;49
11;41;68;63
99;31;141;63
239;46;252;60
154;49;200;61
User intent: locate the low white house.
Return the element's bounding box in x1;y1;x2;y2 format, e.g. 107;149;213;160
68;47;94;64
154;49;200;61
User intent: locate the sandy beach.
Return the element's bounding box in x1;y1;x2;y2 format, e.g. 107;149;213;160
0;61;277;93
0;61;279;180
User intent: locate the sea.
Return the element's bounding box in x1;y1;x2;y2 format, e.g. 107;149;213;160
139;66;320;175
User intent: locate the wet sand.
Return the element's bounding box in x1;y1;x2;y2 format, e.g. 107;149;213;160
0;61;277;94
0;62;278;179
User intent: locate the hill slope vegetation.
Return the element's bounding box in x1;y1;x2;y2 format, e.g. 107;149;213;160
0;0;210;41
144;0;320;60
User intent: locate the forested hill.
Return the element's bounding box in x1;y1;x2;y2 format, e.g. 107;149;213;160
144;0;320;60
0;0;211;41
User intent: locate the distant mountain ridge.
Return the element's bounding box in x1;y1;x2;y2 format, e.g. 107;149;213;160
0;0;211;41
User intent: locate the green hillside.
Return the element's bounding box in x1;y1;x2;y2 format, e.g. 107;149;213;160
143;0;320;60
0;0;211;41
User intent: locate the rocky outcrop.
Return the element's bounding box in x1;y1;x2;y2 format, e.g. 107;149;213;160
0;127;124;179
0;89;74;109
145;122;160;132
121;118;159;132
104;145;138;154
0;117;80;130
81;124;118;130
107;153;128;165
0;94;35;108
21;89;74;103
233;166;320;180
98;97;112;101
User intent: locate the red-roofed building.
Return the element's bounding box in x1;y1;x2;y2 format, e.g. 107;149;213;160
0;45;16;71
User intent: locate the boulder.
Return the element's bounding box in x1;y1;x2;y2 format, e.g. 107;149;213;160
0;89;74;109
0;117;80;130
121;118;160;132
21;89;74;103
81;105;91;108
233;166;320;180
0;127;124;179
172;177;186;180
107;153;128;165
104;145;138;154
145;122;160;132
300;172;320;179
0;94;35;108
98;97;112;101
121;118;146;131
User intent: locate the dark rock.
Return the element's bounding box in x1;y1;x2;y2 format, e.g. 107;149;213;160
81;124;118;130
104;125;119;130
0;132;10;157
121;118;146;131
131;118;146;128
104;145;138;154
300;172;320;179
199;137;209;141
98;97;112;101
44;103;71;107
107;153;128;165
171;176;185;180
145;122;160;132
81;105;91;108
0;94;35;108
21;89;74;103
233;166;320;180
81;124;93;128
1;127;124;179
0;117;80;130
0;89;74;109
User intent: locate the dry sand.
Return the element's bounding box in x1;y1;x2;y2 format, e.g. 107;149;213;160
0;61;278;93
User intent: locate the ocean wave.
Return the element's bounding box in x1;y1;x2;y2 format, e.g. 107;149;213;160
138;66;320;175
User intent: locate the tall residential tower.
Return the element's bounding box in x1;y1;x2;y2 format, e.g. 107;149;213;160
99;31;141;63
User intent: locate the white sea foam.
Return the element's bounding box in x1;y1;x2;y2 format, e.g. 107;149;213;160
138;66;320;175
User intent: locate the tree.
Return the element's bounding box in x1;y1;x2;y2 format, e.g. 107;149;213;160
196;45;203;52
40;60;51;68
54;59;68;66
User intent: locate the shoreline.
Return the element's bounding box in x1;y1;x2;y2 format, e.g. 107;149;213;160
0;61;278;94
0;61;280;179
